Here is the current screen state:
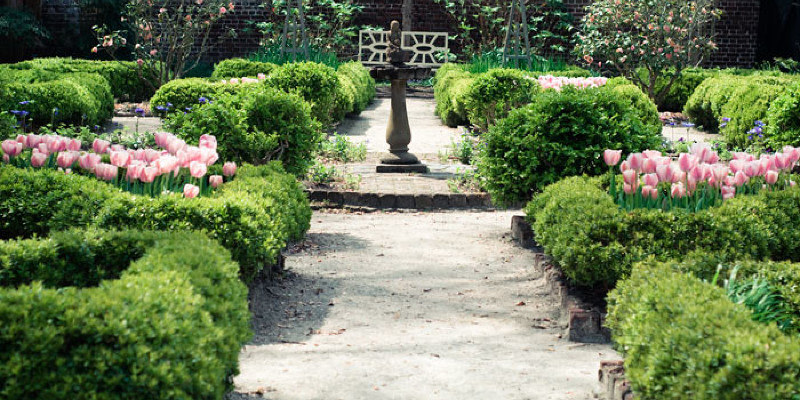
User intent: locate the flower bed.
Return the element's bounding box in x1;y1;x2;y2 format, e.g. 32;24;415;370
0;228;250;399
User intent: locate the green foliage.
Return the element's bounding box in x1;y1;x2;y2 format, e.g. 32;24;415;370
0;8;50;50
607;262;800;399
0;229;250;399
433;64;475;127
332;74;356;122
464;68;540;132
336;62;376;113
477;86;661;205
637;67;715;111
606;83;662;131
0;164;311;283
150;78;224;114
720;76;792;148
211;58;278;79
319;134;367;163
684;75;743;131
7;58;155;101
766;80;800;147
265;61;339;126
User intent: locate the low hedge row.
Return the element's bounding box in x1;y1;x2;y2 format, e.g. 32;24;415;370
0;228;250;399
525;176;800;287
477;85;661;205
164;85;323;175
337;61;376;114
433;64;475;127
211;58;278;79
4;57;155;101
0;70;114;126
607;261;800;399
0;162;311;282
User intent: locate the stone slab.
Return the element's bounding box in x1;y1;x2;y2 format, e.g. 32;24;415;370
376;164;429;173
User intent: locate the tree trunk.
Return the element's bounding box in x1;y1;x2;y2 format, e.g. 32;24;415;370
402;0;413;31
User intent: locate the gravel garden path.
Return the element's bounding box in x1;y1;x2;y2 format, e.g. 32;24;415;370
229;210;618;400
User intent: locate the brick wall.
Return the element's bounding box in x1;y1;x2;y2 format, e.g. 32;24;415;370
38;0;760;67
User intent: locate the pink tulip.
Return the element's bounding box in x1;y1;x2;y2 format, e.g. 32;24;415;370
139;166;158;183
16;134;28;148
603;149;622;166
642;158;657;174
27;134;42;149
199;134;217;150
731;152;750;161
109;150;131;167
200;147;218;166
1;140;21;157
157;155;178;175
37;143;49;155
642;150;662;160
656;164;674;183
766;170;779;185
222;162;237;177
744;162;760;177
678;153;697;172
672;170;686;184
79;153;101;170
671;182;686;198
721;185;736;200
734;171;748;187
127;163;145;181
144;149;160;163
110;144;125;152
56;151;79;169
705;152;720;164
619;160;629;173
687;176;698;193
712;165;728;183
724;176;736;187
47;137;66;153
167;138;186;154
92;139;110;154
623;183;635;195
94;163;118;181
209;174;223;188
622;169;638;186
66;139;81;151
689;166;705;182
627;153;643;171
30;151;48;168
783;146;800;164
690;143;710;164
643;173;658;187
656;156;671;166
189;160;207;178
154;132;172;148
185;146;203;162
131;149;146;161
775;153;789;170
183;184;200;198
729;160;745;174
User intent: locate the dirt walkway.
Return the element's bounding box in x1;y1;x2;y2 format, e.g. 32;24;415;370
230;210;618;400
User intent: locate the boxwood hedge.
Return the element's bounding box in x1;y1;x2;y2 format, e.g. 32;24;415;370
607;261;800;399
433;64;475;127
211;58;278;79
0;228;250;399
0;162;311;282
464;68;540;132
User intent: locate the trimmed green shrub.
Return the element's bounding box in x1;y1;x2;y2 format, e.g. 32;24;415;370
464;68;540;132
149;78;223;113
720;76;792;148
607;262;800;399
607;83;662;131
337;61;376;113
477;86;661;205
433;64;475;127
0;164;312;283
766;80;800;147
7;58;155;101
332;73;357;122
0;229;250;399
524;176;800;287
265;61;339;126
211;58;278;79
683;75;742;132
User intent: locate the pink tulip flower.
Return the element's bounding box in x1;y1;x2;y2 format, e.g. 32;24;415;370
47;137;66;153
189;160;207;178
672;170;686;184
622;169;638;186
183;184;200;198
643;173;658;187
642;158;657;174
79;153;101;171
678;153;698;173
94;163;118;181
712;165;728;184
109;150;131;167
775;153;789;170
110;144;125;152
687;176;698;193
92;139;110;154
56;151;79;169
744;162;760;178
729;160;745;174
209;174;223;188
721;185;736;200
16;134;28;148
199;134;217;150
671;182;686;198
623;183;635;195
167;138;186;154
144;149;160;163
1;140;21;157
66;139;81;151
627;153;643;171
705;152;720;164
154;132;172;148
30;151;48;168
222;162;237;177
691;143;711;164
656;164;674;183
157;155;178;175
619;160;629;173
689;166;705;182
139;166;158;183
766;170;779;185
200;147;219;166
642;150;662;160
27;134;42;149
127;163;145;181
734;171;748;187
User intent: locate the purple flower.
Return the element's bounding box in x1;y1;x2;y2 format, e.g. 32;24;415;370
19;101;30;105
682;122;695;128
135;107;145;115
722;117;731;122
719;122;727;128
198;97;208;104
755;120;765;127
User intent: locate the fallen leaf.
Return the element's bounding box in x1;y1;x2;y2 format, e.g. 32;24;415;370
516;301;526;306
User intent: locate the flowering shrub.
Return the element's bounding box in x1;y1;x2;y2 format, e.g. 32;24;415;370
575;0;721;107
603;145;800;212
1;132;236;199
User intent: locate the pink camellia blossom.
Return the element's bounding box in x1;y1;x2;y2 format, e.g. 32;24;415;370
627;153;643;171
93;139;110;154
765;170;779;185
642;158;657;174
656;164;674;183
671;182;686;198
199;134;217;150
109;150;131;167
183;184;200;198
56;151;79;169
30;151;48;168
1;140;21;157
209;175;223;188
734;171;748;187
721;185;736;200
79;153;101;171
643;173;658;187
94;163;118;181
139;166;158;183
222;161;237;177
622;169;638;186
189;161;207;178
678;153;697;172
66;139;81;151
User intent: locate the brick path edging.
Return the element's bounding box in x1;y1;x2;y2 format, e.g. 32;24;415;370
305;189;494;209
